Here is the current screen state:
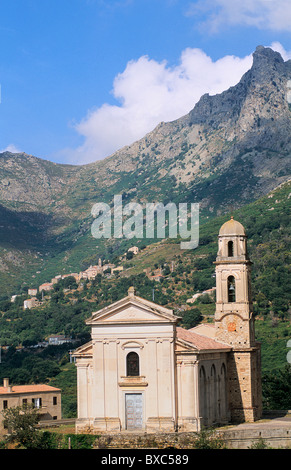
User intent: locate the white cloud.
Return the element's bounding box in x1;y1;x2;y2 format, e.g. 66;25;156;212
62;48;253;164
187;0;291;32
60;42;289;165
0;144;22;153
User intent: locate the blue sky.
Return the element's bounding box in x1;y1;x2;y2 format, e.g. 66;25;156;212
0;0;290;164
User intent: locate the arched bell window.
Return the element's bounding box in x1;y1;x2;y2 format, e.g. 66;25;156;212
126;352;140;376
228;241;234;257
227;275;236;302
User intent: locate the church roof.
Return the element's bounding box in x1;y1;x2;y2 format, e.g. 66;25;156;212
176;327;230;351
86;287;179;325
219;216;246;236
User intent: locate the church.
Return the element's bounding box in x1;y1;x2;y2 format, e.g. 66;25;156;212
73;217;262;433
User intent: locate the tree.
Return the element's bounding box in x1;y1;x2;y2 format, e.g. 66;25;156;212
163;265;171;276
181;308;203;329
262;365;291;410
126;251;133;260
197;293;213;304
1;404;41;448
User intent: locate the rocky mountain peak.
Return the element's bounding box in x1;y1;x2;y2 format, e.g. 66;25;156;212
250;45;288;84
253;44;285;65
188;46;290;135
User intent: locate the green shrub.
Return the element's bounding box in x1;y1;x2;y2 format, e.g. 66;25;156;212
193;428;226;449
62;433;97;449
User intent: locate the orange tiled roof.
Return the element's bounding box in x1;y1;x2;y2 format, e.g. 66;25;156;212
0;384;61;395
176;326;230;350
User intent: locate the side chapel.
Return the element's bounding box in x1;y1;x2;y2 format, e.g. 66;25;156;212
73;218;262;433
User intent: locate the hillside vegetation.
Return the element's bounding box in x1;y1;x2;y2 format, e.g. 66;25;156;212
0;181;289;371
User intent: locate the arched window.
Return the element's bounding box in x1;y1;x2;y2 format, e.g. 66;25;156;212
219;364;227;422
126;352;140;376
210;365;217;424
228;276;236;302
228;241;234;257
199;366;208;425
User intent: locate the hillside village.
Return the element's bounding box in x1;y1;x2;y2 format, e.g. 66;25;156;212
13;244;216;312
13;251;130;309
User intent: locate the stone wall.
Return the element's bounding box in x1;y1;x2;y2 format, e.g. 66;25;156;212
39;416;291;449
90;428;291;449
222;427;291;449
93;432;203;449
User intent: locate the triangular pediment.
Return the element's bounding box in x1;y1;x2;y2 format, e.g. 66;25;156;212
86;293;179;325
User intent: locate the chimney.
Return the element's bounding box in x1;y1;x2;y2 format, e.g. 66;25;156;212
3;378;12;392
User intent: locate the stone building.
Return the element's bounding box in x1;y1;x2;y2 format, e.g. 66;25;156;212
0;378;62;435
39;282;54;292
128;246;139;255
73;218;262;433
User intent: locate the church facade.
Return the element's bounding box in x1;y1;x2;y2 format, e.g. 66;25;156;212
73;218;262;433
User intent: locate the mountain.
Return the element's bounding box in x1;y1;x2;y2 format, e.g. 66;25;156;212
0;45;290;296
0;180;289;360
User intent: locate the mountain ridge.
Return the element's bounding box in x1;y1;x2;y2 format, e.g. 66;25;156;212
1;46;290;210
0;45;290;295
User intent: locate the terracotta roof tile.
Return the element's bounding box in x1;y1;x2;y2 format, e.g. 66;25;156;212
0;384;61;395
176;326;230;350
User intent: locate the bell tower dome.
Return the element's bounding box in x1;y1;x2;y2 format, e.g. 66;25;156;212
217;216;247;259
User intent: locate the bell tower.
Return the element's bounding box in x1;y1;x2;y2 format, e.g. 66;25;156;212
214;216;254;347
215;217;262;422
